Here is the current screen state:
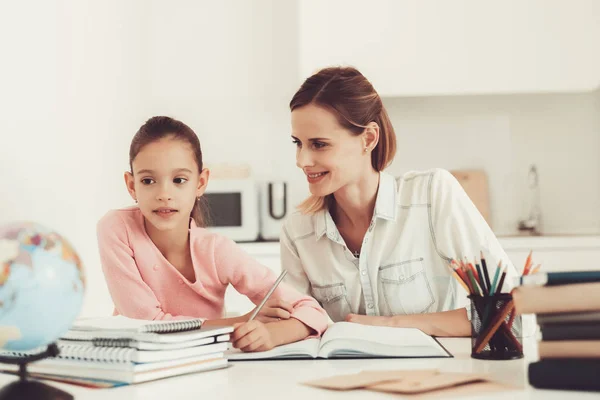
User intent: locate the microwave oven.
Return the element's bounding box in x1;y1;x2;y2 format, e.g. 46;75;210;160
203;179;259;242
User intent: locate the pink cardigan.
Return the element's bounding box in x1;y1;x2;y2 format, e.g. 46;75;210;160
96;207;327;335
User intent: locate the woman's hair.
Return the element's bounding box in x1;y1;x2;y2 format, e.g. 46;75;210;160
289;66;397;214
129;116;208;227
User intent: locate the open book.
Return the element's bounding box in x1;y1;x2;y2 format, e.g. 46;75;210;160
228;322;451;360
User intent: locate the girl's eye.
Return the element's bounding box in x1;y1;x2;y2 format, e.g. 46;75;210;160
292;139;301;147
141;178;155;185
173;177;188;184
312;142;327;149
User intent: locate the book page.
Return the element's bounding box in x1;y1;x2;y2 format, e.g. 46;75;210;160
317;322;449;358
227;338;320;360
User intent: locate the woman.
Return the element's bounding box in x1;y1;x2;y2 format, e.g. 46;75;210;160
281;67;518;337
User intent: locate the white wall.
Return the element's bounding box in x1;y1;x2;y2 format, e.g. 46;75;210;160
0;0;148;317
383;90;600;236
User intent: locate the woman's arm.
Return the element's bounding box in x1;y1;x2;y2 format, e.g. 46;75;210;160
345;308;470;337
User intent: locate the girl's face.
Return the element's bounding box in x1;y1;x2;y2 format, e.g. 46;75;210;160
125;137;208;232
291;104;371;197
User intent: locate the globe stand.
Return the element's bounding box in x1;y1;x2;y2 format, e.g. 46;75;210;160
0;343;73;400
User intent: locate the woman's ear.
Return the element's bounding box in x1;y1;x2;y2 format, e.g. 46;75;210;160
196;168;210;197
363;122;380;152
124;171;137;202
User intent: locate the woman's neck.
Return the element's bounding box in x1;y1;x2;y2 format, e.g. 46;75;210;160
144;219;190;259
332;169;380;229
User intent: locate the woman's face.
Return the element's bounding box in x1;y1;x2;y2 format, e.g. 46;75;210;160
291;104;368;197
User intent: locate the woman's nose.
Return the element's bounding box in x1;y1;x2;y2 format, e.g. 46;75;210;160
296;148;314;169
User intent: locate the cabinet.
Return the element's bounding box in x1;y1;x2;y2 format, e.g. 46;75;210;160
298;0;600;96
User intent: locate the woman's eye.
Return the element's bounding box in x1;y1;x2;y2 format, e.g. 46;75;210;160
141;178;155;185
312;142;327;149
292;139;301;147
173;177;188;184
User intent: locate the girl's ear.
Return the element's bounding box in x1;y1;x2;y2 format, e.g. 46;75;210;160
124;171;137;202
363;122;380;152
196;168;210;197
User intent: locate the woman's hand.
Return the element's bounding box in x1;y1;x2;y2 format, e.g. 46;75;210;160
246;299;294;323
345;313;391;326
232;320;277;352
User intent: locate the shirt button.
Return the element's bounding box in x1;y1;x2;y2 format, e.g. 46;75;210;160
368;303;374;309
361;270;367;276
178;279;184;285
153;265;159;271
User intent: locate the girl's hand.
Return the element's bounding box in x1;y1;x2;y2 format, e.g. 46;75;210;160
248;299;294;323
232;320;277;352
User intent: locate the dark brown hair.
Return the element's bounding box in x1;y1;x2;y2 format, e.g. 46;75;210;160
290;66;397;213
129;116;208;226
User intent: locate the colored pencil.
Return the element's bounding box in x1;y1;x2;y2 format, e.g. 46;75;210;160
489;262;502;294
480;251;492;294
475;262;488;294
496;270;507;294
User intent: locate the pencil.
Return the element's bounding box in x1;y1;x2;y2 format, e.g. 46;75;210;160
490;262;502;294
248;270;288;321
531;264;541;274
480;251;492;295
466;268;482;296
475;263;488;294
523;250;533;275
451;270;470;293
496;270;507;294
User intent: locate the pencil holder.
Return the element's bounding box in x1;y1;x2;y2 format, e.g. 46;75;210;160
469;294;523;360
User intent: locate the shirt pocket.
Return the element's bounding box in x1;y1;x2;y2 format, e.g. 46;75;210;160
378;257;434;315
311;283;351;322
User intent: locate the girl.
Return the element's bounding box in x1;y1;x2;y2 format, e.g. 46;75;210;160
281;67;519;337
97;116;327;352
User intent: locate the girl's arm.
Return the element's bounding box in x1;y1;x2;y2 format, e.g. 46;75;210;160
212;235;328;344
97;214;194;321
345;308;470;337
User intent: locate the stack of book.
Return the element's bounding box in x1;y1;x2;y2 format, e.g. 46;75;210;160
1;316;233;387
513;271;600;392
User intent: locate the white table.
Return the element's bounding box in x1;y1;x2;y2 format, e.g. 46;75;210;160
0;338;596;400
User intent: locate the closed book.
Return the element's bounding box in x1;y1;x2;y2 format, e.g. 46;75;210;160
0;353;228;385
538;340;600;359
537;311;600;325
520;271;600;287
63;322;233;344
529;359;600;391
540;322;600;341
512;283;600;315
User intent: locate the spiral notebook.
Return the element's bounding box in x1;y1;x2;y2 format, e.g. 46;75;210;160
71;315;203;333
64;316;233;344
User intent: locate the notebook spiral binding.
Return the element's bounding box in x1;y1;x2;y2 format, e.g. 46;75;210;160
58;344;134;363
91;338;136;348
139;319;202;333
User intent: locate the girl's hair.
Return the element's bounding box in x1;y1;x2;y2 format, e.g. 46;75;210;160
129;116;208;227
289;66;397;214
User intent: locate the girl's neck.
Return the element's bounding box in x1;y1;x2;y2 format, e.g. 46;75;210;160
331;169;380;229
144;219;190;258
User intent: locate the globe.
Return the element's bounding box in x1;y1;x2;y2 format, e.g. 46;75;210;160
0;222;85;351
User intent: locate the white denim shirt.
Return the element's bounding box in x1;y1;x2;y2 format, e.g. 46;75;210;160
281;169;519;324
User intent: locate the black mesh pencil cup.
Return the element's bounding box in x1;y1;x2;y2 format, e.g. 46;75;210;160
469;293;523;360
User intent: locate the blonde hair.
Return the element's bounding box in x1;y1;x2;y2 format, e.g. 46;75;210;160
290;67;397;214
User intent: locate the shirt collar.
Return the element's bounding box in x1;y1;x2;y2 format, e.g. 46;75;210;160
313;171;397;240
